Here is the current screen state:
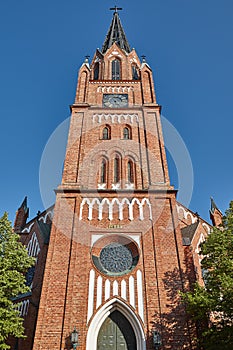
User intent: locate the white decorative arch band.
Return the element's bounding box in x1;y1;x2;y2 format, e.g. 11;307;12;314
79;197;152;221
22;209;54;233
176;204;197;224
86;297;146;350
97;86;133;93
38;210;54;224
93;113;139;124
176;204;211;234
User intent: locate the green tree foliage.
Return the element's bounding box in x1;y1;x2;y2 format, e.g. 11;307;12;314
182;201;233;350
0;213;34;349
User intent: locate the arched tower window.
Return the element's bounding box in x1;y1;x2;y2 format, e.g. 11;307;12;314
102;126;110;140
112;59;121;80
132;65;139;80
100;159;107;184
114;156;120;183
94;63;99;80
123;126;131;140
127;160;134;183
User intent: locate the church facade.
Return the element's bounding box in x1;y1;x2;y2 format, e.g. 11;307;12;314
11;9;221;350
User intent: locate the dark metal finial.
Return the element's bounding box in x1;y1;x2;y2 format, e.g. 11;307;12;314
85;55;90;63
110;6;123;13
141;55;146;63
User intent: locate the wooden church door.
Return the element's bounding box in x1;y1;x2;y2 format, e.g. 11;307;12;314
97;310;137;350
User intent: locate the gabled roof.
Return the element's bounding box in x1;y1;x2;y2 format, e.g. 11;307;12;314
181;221;199;246
102;10;131;54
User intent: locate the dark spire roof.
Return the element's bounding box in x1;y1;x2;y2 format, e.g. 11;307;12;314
102;10;131;54
210;197;220;215
19;196;28;213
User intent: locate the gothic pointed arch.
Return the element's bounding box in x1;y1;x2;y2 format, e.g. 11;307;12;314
114;154;121;183
102;125;111;140
112;58;121;80
127;159;134;183
94;62;100;80
100;157;108;184
86;298;146;350
123;125;132;139
132;64;139;80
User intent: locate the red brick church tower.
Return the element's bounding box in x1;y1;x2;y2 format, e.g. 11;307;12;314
33;8;195;350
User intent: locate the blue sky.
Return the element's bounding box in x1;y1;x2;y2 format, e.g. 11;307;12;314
0;0;232;224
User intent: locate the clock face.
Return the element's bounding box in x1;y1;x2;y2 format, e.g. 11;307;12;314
103;94;128;108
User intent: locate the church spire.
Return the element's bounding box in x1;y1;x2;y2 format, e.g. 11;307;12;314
102;7;131;54
13;196;29;233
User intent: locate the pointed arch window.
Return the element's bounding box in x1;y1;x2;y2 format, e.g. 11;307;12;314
100;159;107;184
112;59;121;80
94;63;99;80
132;65;139;80
114;156;120;183
102;126;110;140
127;160;134;183
123;126;131;140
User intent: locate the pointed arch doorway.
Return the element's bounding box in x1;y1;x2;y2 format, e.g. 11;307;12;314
97;310;136;350
86;298;146;350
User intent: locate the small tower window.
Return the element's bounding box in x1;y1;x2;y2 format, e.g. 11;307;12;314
132;65;139;80
127;160;134;183
102;126;110;140
123;126;131;140
114;157;120;183
112;59;121;80
100;159;107;183
94;63;99;80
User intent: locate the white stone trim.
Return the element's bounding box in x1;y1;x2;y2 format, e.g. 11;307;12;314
105;280;111;301
96;276;103;309
38;210;54;224
86;298;146;350
202;223;211;234
137;270;144;322
121;280;127;300
113;281;119;296
176;204;197;224
87;269;95;322
129;276;135;308
22;209;54;234
22;222;34;234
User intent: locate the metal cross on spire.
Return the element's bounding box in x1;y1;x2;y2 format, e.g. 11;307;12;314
110;6;123;13
102;6;130;54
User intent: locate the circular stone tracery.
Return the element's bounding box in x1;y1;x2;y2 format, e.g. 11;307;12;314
100;242;133;273
91;235;139;276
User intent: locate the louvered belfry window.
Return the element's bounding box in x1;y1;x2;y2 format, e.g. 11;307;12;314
114;157;120;183
103;127;110;140
101;159;107;183
123;127;130;139
112;59;121;80
128;160;134;183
